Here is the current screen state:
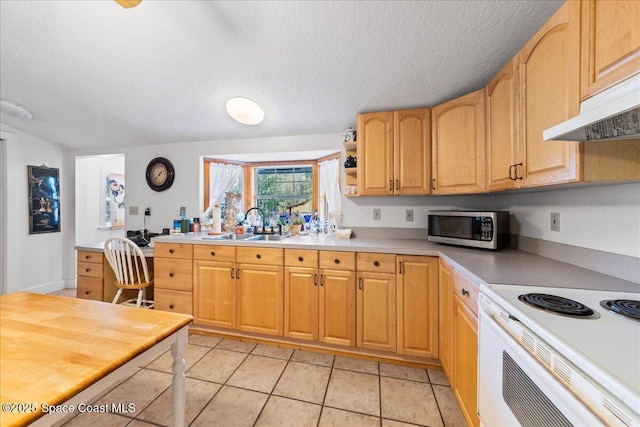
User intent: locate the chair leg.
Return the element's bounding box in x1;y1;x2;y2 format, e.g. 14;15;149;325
112;288;123;304
136;289;143;308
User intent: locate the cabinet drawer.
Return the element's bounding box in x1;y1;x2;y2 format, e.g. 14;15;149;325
237;246;283;265
357;252;396;273
453;269;479;316
285;249;318;267
77;261;103;278
194;244;236;262
153;242;193;259
319;251;355;270
77;250;103;265
154;258;193;291
77;276;104;301
154;289;193;315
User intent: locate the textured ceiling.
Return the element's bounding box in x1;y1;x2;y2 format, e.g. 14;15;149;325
0;0;563;150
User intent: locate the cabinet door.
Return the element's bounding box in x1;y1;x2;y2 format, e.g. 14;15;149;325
237;264;284;336
357;111;394;195
284;266;318;341
397;256;439;358
432;88;486;194
486;58;520;191
194;260;236;329
319;269;356;347
394;109;431;195
519;1;580;187
453;295;480;427
357;271;396;352
438;260;454;381
581;0;640;99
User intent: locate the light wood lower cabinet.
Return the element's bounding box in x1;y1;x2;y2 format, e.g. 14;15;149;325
76;250;142;303
236;247;284;336
438;260;454;380
154;242;193;315
439;263;480;427
357;253;397;353
194;259;237;329
453;295;479;427
284;249;319;341
397;256;439;359
319;251;356;347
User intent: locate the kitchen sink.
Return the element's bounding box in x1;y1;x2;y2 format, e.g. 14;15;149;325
201;233;256;240
202;233;292;242
250;234;292;241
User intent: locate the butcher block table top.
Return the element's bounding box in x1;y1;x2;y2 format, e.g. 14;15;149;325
0;292;192;427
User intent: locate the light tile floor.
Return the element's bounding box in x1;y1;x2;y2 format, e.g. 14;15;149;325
60;334;466;426
50;290;466;426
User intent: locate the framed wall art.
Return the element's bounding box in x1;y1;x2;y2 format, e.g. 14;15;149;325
106;172;125;228
28;165;60;234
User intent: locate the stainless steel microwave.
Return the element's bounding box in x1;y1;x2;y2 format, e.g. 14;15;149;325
427;211;510;250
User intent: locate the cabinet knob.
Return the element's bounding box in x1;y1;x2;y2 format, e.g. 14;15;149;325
169;304;175;309
298;256;304;262
85;255;91;260
256;254;262;259
85;290;90;295
85;268;91;273
373;261;380;267
169;249;174;254
334;259;340;264
462;288;469;296
169;272;174;278
210;251;216;256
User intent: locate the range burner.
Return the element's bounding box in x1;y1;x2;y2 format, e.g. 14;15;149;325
518;293;600;319
600;299;640;322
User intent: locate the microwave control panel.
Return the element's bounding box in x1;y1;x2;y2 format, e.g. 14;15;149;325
480;217;493;241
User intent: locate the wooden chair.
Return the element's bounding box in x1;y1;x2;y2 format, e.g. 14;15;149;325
104;237;154;309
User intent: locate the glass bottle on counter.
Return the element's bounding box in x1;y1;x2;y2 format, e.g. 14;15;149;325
192;217;201;232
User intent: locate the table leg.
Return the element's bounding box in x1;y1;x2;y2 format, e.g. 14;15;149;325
171;327;188;427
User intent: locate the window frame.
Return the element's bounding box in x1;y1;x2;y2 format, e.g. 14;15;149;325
203;153;339;217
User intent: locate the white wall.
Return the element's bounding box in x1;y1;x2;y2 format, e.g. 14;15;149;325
75;133;640;260
75;154;125;245
1;127;74;294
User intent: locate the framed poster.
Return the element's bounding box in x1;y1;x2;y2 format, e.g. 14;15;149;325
28;165;60;234
106;172;125;228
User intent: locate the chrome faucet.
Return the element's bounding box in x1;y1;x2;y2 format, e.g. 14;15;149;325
244;207;270;234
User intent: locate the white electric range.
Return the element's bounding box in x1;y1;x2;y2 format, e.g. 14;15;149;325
478;283;640;426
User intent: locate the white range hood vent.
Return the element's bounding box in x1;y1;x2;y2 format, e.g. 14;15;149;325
543;74;640;142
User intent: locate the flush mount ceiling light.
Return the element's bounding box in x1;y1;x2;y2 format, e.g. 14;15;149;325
114;0;142;8
0;99;33;119
226;97;264;125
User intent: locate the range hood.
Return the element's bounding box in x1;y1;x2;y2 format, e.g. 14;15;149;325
543;74;640;142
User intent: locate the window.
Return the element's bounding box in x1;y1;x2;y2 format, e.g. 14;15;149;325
255;166;313;218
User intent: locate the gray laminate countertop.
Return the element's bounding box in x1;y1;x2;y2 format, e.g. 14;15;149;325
76;232;640;293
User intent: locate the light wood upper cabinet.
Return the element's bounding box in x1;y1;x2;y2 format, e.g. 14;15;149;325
394;109;432;195
357;109;431;196
581;0;640;99
396;256;439;359
486;58;520;191
357;111;394;195
432;88;486;194
518;1;581;187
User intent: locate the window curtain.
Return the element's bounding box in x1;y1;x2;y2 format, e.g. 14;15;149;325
319;158;342;226
203;163;243;217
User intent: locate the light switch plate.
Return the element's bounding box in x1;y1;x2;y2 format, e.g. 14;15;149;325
129;206;139;215
373;208;381;221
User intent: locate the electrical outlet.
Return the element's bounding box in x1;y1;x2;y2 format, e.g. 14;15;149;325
179;206;186;217
373;208;381;221
145;207;151;216
550;212;560;232
129;206;139;215
406;209;414;222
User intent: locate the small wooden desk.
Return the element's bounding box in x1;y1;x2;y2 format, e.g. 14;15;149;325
0;292;192;427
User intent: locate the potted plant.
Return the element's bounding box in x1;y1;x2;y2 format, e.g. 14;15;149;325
290;217;304;235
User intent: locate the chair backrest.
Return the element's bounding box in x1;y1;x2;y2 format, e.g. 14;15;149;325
104;237;151;285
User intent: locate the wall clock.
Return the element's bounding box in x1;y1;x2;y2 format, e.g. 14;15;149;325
145;157;175;192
